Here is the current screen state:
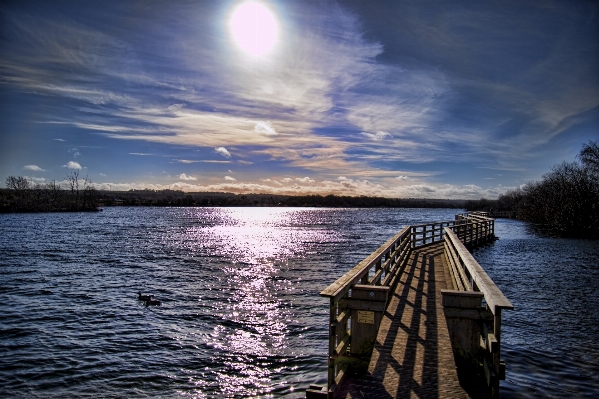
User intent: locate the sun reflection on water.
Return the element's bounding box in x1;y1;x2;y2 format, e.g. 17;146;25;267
178;207;337;396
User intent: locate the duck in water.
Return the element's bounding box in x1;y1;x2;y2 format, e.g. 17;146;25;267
137;292;152;301
145;297;161;306
137;292;161;306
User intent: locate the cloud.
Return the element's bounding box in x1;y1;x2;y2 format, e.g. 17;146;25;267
168;103;185;111
178;173;197;180
99;173;107;177
54;138;65;142
129;153;154;156
177;159;199;164
24;176;46;183
73;152;81;158
396;175;410;180
215;147;231;158
254;120;277;136
296;176;315;184
23;165;45;172
87;175;513;200
361;131;391;141
63;161;82;169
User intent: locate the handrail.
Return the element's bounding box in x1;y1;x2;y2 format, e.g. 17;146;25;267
316;213;499;397
444;228;513;314
443;225;513;398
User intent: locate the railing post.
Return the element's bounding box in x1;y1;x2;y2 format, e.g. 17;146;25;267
441;290;484;368
347;285;389;356
327;298;336;394
490;309;503;399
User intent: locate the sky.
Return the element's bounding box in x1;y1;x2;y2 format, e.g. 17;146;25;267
1;0;598;199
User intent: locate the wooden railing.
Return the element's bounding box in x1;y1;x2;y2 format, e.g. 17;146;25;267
308;213;509;399
443;227;513;398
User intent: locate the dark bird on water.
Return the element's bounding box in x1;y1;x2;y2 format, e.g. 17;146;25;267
137;292;161;306
137;292;152;301
145;298;161;306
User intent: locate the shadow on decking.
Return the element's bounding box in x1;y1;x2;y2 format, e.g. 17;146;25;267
337;244;479;399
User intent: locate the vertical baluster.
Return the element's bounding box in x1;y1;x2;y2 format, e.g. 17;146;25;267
491;309;502;399
327;298;336;392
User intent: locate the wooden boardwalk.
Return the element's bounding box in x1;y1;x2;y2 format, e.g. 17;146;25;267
335;243;473;399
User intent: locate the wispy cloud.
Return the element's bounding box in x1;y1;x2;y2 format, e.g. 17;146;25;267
361;131;391;141
23;165;45;172
254;121;277;136
215;147;231;158
224;176;236;181
178;173;197;181
63;161;82;169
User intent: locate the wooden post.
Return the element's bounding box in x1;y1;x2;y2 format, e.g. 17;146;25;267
491;309;502;399
327;298;336;393
441;290;484;367
347;285;389;356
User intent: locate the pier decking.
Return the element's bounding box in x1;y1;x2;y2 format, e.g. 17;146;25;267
335;243;470;398
307;213;513;399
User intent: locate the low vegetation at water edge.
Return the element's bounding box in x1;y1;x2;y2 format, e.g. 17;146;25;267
467;141;599;238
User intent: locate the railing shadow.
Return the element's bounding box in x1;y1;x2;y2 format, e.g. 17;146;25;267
337;245;449;398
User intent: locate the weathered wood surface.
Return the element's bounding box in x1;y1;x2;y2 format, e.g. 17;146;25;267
444;229;513;314
313;213;508;398
335;243;473;398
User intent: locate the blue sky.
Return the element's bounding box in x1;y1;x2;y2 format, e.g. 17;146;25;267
1;0;598;199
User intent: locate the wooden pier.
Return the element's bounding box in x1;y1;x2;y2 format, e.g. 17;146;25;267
306;213;513;399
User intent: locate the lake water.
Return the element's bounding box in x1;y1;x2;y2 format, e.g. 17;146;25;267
1;207;597;398
473;218;599;398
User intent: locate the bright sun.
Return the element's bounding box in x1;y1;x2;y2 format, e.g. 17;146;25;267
229;1;278;57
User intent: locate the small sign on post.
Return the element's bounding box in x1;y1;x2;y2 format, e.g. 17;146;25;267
357;310;375;324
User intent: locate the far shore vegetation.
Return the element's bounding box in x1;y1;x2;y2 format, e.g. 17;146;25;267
0;177;466;212
3;140;597;238
466;141;599;239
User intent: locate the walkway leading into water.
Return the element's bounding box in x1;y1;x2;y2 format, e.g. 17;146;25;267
335;242;471;399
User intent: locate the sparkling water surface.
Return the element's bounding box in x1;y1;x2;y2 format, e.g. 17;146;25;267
0;207;457;398
1;208;598;398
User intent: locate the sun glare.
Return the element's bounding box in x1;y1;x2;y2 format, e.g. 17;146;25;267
229;1;278;57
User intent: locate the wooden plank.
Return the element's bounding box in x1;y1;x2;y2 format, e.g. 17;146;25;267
334;334;349;357
320;226;411;301
444;228;514;314
444;240;466;291
335;309;350;325
345;298;386;312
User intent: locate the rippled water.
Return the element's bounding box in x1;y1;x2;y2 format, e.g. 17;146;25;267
0;207;458;398
2;208;597;398
474;219;599;398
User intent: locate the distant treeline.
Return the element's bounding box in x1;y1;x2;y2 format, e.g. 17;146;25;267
467;141;599;238
92;191;466;209
1;178;467;212
2;171;99;213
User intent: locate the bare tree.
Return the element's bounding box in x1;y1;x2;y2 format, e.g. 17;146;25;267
5;176;31;211
66;170;80;210
82;175;96;210
579;140;599;177
6;176;31;191
45;180;63;210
